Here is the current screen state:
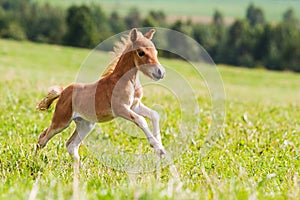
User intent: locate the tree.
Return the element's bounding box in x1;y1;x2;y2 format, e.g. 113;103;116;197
142;10;167;27
246;3;265;27
226;19;257;67
24;4;65;43
193;23;219;61
64;5;97;48
283;8;298;24
213;10;224;28
0;0;30;40
142;15;159;27
211;10;226;62
3;22;26;40
89;4;111;41
109;11;126;33
255;23;272;63
165;20;199;61
0;0;30;11
149;10;166;26
142;10;166;28
124;7;141;29
273;22;300;71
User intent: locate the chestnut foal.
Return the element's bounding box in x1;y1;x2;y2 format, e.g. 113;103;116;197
36;28;166;162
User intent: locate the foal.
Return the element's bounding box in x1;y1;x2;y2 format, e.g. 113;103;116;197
36;28;166;162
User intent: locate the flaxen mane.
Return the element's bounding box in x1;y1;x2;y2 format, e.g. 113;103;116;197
101;34;131;78
101;31;144;78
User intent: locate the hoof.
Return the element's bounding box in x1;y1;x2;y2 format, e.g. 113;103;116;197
155;147;166;158
35;144;42;155
36;142;46;149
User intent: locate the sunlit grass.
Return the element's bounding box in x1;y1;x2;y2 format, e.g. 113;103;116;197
0;39;299;199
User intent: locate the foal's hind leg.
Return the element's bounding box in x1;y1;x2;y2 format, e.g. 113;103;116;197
66;117;95;162
37;123;70;149
37;97;73;150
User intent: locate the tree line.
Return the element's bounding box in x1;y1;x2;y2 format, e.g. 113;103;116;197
1;0;300;72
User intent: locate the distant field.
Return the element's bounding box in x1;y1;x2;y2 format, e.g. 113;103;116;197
0;39;299;199
32;0;300;22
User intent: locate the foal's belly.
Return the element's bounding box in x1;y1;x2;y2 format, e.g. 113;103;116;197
73;100;114;123
72;111;114;123
71;83;114;123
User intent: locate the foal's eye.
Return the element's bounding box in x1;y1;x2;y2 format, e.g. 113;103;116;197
138;51;145;57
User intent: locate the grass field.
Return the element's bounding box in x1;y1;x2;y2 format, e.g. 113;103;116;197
0;38;299;199
33;0;300;22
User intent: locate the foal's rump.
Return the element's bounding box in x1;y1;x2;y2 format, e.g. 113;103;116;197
36;82;114;123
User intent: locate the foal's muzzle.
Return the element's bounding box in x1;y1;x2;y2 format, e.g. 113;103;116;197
152;65;165;80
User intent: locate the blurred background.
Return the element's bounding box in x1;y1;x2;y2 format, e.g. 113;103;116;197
1;1;300;199
1;0;300;72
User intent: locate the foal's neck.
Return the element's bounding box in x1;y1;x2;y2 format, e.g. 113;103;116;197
112;51;138;84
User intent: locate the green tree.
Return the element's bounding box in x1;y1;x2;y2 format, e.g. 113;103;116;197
109;11;126;33
193;23;220;61
246;3;265;27
2;21;26;40
254;23;272;64
0;11;26;40
0;0;29;40
226;19;257;67
89;4;111;41
24;4;65;43
124;7;141;28
64;5;97;48
142;15;158;27
142;10;166;27
165;20;198;60
211;10;226;62
283;8;298;24
0;0;29;11
150;10;166;26
274;23;300;71
213;10;224;28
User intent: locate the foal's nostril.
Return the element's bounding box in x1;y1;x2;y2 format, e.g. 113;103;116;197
157;68;162;76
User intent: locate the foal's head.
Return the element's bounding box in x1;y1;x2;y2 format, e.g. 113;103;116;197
130;28;165;81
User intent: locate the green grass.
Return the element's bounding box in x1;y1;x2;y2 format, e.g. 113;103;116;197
0;39;299;199
33;0;300;22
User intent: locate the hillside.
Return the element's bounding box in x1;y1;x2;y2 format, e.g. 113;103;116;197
1;39;299;104
0;39;299;199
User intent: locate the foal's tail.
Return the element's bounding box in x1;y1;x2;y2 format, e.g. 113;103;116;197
36;86;64;111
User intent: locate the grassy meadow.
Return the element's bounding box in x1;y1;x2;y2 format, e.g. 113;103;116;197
0;38;299;199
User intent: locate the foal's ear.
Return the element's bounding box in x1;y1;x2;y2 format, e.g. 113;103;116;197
130;28;138;42
144;29;156;40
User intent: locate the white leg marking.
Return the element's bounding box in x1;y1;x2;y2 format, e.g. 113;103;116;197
132;102;162;144
116;106;165;157
66;117;95;162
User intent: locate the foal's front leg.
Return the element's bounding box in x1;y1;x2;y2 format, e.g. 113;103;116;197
132;102;162;144
115;106;166;157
